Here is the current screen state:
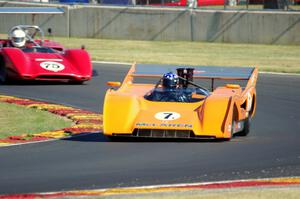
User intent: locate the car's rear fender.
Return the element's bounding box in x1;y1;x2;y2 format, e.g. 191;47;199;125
249;91;256;117
245;87;257;118
237;86;257;120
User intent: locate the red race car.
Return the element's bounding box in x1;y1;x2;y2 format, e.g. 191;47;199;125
249;0;300;4
144;0;237;7
0;25;92;84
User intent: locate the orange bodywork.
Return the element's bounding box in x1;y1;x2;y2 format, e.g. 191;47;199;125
103;63;258;139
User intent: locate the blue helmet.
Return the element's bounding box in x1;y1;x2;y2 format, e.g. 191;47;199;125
162;72;178;89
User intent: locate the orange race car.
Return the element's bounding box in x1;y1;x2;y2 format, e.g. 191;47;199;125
103;63;258;140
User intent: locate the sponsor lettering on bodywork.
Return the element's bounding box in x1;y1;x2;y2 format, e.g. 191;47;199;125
136;123;192;128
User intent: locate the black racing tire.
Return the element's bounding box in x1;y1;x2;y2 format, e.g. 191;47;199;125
238;117;251;136
0;63;6;84
0;73;6;84
228;107;238;141
231;118;235;138
106;136;122;142
222;115;235;141
69;80;85;85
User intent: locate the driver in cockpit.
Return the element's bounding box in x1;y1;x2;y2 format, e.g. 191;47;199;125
145;72;191;102
145;67;210;102
8;29;26;48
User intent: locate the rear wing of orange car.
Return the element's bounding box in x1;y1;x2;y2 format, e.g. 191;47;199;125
123;63;258;92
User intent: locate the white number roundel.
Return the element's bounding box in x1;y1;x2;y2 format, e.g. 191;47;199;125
40;61;65;72
155;112;181;121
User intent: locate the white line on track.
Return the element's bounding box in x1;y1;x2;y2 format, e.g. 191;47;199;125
0;132;101;148
40;176;300;196
92;60;131;65
1;139;57;148
259;71;300;76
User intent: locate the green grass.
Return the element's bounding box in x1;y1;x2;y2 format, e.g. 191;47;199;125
0;102;73;139
99;187;300;199
54;37;300;73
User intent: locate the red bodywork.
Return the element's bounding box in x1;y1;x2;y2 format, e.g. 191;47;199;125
149;0;226;6
0;39;92;83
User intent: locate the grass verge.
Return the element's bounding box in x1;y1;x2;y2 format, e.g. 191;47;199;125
0;102;72;139
54;37;300;73
100;186;300;199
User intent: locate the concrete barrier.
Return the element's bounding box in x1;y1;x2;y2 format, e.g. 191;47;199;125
0;1;69;37
0;13;69;37
0;1;299;44
193;10;300;44
69;6;192;40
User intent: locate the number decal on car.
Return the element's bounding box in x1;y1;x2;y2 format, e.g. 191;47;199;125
155;112;181;121
40;61;65;72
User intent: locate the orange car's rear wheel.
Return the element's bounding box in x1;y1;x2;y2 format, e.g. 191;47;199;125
228;108;238;141
223;116;235;141
238;117;251;136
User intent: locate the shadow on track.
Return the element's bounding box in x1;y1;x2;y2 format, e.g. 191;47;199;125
2;70;98;86
63;132;232;143
3;80;88;86
63;133;109;142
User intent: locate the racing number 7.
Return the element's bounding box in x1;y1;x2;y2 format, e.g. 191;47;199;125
163;112;173;119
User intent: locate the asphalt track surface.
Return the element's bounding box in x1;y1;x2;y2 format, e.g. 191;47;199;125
0;63;300;194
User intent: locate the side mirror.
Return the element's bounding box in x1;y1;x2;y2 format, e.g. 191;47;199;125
225;84;241;89
107;81;121;87
191;93;205;99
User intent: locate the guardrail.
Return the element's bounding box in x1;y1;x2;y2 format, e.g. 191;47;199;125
4;0;300;11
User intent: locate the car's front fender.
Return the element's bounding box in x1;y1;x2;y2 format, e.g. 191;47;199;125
2;48;29;77
103;90;140;135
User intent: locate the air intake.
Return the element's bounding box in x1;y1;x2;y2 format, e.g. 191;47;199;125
36;75;76;80
133;129;195;139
